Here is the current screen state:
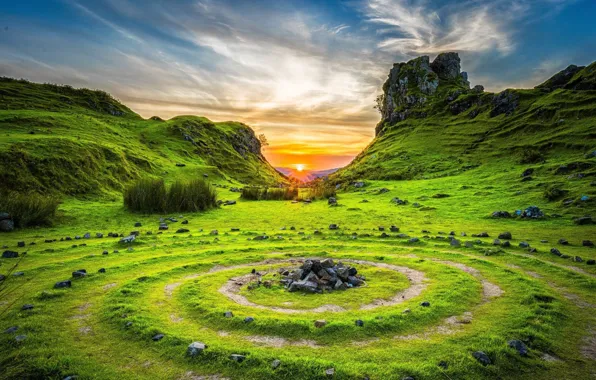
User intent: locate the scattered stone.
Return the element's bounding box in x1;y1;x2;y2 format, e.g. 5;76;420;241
0;213;14;232
498;232;512;240
573;256;583;263
159;224;169;230
501;241;511;248
408;237;420;243
583;240;594;247
54;280;72;289
176;228;189;234
558;239;569;245
472;232;489;238
315;320;327;328
420;301;431;307
587;260;595;265
328;197;337;206
230;354;246;363
119;235;135;244
520;206;544;219
493;239;501;246
210;230;219;236
21;304;34;311
224;200;236;206
508;340;528;356
244;317;255;323
325;368;335;377
472;351;491;366
491;211;511;218
83;233;91;239
2;250;18;258
98;268;106;273
17;241;25;248
551;248;562;256
72;270;86;278
355;319;364;327
4;326;18;334
187;342;207;357
390;225;400;232
152;334;164;341
450;239;461;247
329;224;339;230
224;311;234;318
519;242;530;248
391;197;408;205
432;193;450;198
272;359;281;370
15;335;26;342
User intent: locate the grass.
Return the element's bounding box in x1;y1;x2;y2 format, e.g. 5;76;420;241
0;191;60;227
0;173;594;379
0;78;285;197
0;66;596;379
241;187;298;201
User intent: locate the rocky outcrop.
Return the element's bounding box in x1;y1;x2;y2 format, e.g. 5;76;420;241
377;52;471;135
536;65;584;91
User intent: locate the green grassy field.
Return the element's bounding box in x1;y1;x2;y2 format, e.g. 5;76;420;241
1;62;596;379
1;174;595;379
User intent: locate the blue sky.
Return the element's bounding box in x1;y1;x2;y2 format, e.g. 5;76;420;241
1;0;595;169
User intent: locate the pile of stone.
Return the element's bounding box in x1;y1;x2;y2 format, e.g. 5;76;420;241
280;259;365;293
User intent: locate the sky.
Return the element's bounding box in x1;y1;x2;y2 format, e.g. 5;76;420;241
1;0;595;170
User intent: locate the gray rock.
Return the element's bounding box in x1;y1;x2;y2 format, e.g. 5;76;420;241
230;354;246;363
152;333;164;341
159;224;169;230
498;232;512;240
325;368;335;377
223;311;234;318
430;52;461;80
420;301;430;307
4;326;18;334
54;280;71;289
15;335;26;342
355;319;364;327
472;351;491;366
508;340;528;356
83;233;91;239
329;224;339;230
519;242;530;248
272;359;281;369
210;230;219;235
176;228;189;234
2;250;18;258
328;197;337;206
119;235;135;244
583;240;594;247
21;304;34;310
72;270;86;278
244;317;254;323
187;342;207;356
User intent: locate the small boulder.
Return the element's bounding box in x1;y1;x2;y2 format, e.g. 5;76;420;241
54;280;71;289
498;232;512;240
472;351;491;366
21;304;34;311
187;342;207;357
508;340;528;356
272;359;281;370
355;319;364;327
583;240;594;247
152;333;164;341
230;354;246;363
2;250;18;258
176;228;189;234
420;301;431;307
244;317;255;323
223;311;233;318
314;320;327;328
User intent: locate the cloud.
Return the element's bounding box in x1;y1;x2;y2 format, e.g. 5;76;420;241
363;0;573;57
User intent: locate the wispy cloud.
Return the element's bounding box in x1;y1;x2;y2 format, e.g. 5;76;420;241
363;0;573;57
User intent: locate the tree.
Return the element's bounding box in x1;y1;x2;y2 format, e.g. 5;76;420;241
373;94;385;115
258;134;269;150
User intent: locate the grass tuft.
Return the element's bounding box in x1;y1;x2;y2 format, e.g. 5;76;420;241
0;191;60;227
124;178;217;213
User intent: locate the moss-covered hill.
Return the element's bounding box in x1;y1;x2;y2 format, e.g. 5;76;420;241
0;78;284;196
333;54;596;213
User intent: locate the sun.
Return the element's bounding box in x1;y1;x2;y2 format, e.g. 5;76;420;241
295;164;305;172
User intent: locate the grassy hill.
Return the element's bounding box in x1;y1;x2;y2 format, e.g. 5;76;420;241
332;54;596;218
0;78;285;196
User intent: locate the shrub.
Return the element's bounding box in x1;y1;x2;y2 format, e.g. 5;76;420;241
0;192;60;227
166;179;217;212
123;178;167;213
305;180;336;200
241;187;298;201
124;178;217;213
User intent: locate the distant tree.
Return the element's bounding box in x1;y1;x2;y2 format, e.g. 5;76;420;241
374;94;385;115
258;134;269;150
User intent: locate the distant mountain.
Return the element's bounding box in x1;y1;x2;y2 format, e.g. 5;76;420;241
276;167;339;182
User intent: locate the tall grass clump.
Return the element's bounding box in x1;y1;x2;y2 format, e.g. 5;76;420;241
166;179;217;212
241;187;298;201
0;192;60;227
123;178;167;213
124;178;217;213
305;180;336;200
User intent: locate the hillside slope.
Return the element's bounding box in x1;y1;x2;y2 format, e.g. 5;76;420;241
0;78;284;195
332;53;595;217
